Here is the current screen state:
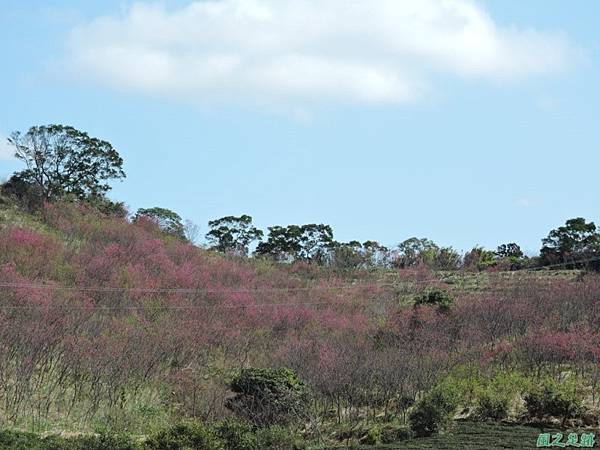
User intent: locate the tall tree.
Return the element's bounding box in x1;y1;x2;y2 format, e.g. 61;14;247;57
8;125;125;201
206;215;263;256
540;218;600;267
395;237;439;268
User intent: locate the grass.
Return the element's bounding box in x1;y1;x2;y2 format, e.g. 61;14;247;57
355;421;598;450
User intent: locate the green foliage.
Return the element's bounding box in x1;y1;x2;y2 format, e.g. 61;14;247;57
409;382;460;436
216;419;259;450
414;289;453;311
540;218;600;268
227;367;310;428
395;237;438;268
463;246;496;271
145;421;224;450
329;240;390;269
524;377;584;424
9;124;125;201
84;195;128;218
475;372;530;421
254;426;296;450
394;238;460;270
206;215;263;256
134;207;185;240
255;224;334;263
0;430;140;450
1;174;44;212
495;243;524;259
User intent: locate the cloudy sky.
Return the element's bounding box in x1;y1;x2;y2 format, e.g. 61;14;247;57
1;0;599;253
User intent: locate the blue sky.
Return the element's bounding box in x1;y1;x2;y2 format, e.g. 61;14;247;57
0;0;599;254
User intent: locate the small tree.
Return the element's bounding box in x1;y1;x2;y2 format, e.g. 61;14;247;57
495;243;524;259
8;124;125;201
409;383;459;436
134;207;185;240
524;377;583;426
206;215;263;256
463;246;496;271
226;367;310;428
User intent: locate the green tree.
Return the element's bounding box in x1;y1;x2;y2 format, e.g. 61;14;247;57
432;246;461;270
495;243;527;270
540;218;600;268
134;207;185;240
395;237;439;268
463;246;496;271
206;215;263;256
409;382;460;436
8;124;125;201
495;243;524;259
255;224;334;263
329;240;366;269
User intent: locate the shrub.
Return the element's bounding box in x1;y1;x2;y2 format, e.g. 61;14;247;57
475;372;529;421
525;377;584;425
476;390;510;421
145;421;224;450
255;426;297;450
414;290;453;311
409;382;460;436
0;431;140;450
380;426;412;444
0;430;43;450
216;419;259;450
226;367;310;428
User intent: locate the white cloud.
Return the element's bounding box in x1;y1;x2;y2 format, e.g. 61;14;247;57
65;0;576;106
0;133;15;160
515;197;539;208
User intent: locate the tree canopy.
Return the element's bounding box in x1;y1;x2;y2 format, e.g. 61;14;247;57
255;224;334;263
134;207;185;240
206;215;263;256
9;124;125;201
540;218;600;267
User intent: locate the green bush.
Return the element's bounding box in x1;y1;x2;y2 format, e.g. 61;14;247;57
414;290;453;311
475;372;529;421
525;377;584;425
409;383;460;436
255;426;297;450
216;419;259;450
0;431;140;450
145;421;224;450
226;367;310;428
476;390;510;421
0;430;43;450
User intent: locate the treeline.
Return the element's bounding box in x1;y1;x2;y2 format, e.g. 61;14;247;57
4;124;599;274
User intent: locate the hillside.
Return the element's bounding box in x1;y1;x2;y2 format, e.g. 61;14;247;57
1;198;600;449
